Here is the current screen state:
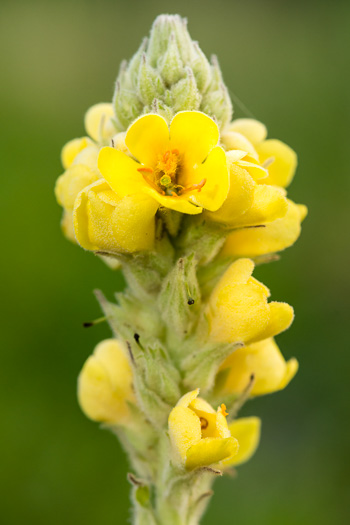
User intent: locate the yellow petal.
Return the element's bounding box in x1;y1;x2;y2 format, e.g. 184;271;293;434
215;258;255;286
186;437;239;470
256;139;297;188
98;147;148;197
221;338;296;396
249;302;294;343
188;146;230;212
72;145;99;170
142;186;202;215
77;339;134;424
85;103;115;142
205;163;255;226
233;184;288;228
237;157;268;181
226;417;261;466
221;199;306;257
221;131;258;159
61;210;76;243
279;358;299;389
169;406;202;465
229;119;267;145
170;111;219;168
61;137;92;169
73;180;157;253
125;113;170;166
176;389;200;408
55;164;100;210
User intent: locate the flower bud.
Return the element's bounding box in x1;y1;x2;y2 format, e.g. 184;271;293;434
206;259;294;344
73;180;158;254
78;339;135;424
219;338;298;396
113;15;232;130
168;389;239;470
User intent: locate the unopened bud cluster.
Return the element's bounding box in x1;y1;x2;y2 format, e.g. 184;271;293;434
55;14;306;525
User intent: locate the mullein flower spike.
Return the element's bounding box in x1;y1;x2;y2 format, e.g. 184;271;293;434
55;13;306;525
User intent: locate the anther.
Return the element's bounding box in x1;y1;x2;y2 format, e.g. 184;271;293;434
137;166;153;173
200;417;208;430
178;178;207;195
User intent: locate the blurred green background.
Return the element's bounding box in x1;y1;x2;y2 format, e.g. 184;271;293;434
1;0;349;523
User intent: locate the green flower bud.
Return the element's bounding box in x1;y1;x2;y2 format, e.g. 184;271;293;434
113;14;233;129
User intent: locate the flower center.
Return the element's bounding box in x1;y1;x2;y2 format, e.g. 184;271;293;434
137;149;206;197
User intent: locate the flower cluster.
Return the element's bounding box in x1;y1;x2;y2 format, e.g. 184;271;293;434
55;14;306;525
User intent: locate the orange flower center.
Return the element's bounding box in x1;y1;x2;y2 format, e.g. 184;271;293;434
137;149;206;197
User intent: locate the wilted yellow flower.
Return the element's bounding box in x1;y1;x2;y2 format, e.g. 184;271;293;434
78;339;135;424
221;199;308;258
224;417;261;467
98;111;229;215
74;179;158;254
207;259;294;344
220;338;298;396
168;389;239;470
223;118;297;188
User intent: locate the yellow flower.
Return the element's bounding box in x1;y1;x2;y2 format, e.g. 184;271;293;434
224;417;261;467
206;259;294;344
220;338;298;396
84;103;116;143
74;179;158;254
55;145;100;243
224;118;297;188
168;389;239;470
205;156;288;228
78;339;135;424
97;111;229;215
221;199;308;258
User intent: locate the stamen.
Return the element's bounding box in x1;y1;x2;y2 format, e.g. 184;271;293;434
262;156;275;169
137;166;153;173
141;173;165;195
220;404;228;417
200;417;208;430
178;178;207;195
172;149;179;155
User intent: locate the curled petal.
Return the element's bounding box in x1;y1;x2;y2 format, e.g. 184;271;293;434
188;146;230;212
222;199;307;257
186;436;239;470
256;139;297;188
85;103;115;142
61;137;92;169
226;417;261;466
168;406;202;465
228;119;267;145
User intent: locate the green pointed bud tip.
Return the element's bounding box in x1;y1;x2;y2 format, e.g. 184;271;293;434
113;13;233;129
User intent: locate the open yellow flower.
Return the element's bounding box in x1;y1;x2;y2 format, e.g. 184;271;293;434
219;338;298;396
74;180;158;254
224;417;261;467
206;259;294;344
224;118;297;188
168;389;239;470
221;199;308;258
98;111;230;215
78;339;135;425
